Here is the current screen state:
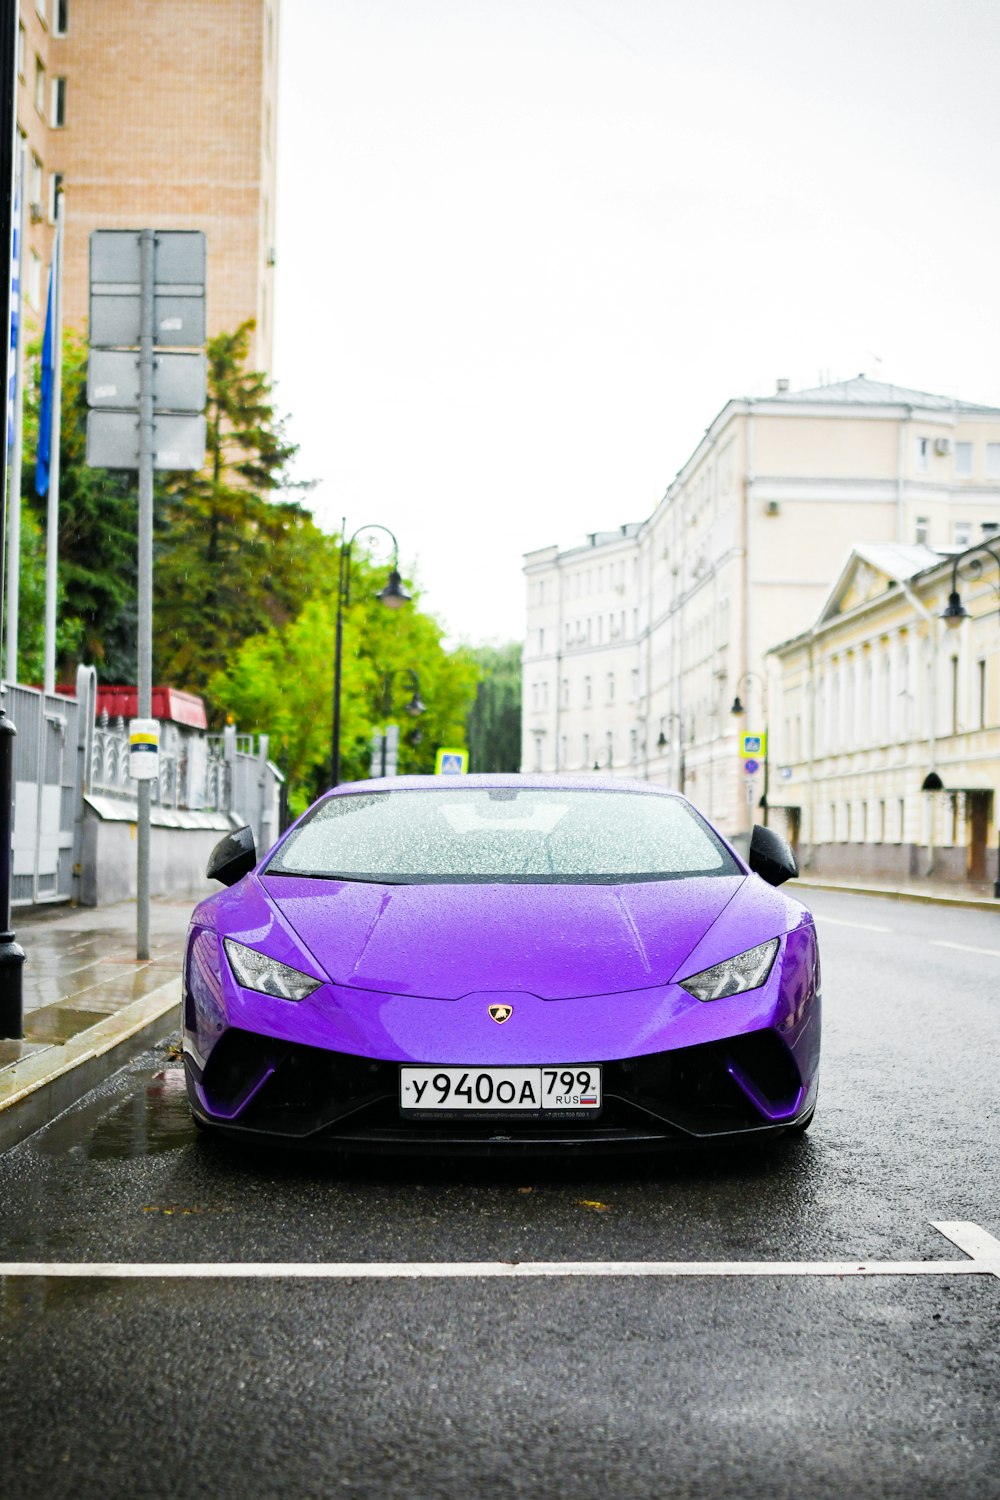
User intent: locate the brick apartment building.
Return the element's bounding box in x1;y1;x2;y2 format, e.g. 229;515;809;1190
14;0;279;372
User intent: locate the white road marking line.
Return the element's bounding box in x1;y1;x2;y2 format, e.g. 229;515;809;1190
933;1220;1000;1272
931;941;1000;959
813;916;892;933
0;1259;997;1280
2;1222;999;1281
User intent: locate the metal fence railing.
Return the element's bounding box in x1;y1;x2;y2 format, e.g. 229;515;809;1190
2;667;284;906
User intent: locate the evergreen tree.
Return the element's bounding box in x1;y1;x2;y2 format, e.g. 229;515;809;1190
154;320;326;699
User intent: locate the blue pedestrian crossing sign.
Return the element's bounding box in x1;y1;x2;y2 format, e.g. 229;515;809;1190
740;732;767;759
435;748;469;776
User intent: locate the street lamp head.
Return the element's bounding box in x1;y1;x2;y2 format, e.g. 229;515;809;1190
406;691;425;717
377;569;412;609
656;731;668;750
730;694;746;716
941;590;969;629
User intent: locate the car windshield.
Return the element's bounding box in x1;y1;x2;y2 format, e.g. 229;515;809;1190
264;787;741;885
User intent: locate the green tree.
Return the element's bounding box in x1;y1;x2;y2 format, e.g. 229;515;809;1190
210;544;478;813
17;328;137;681
465;642;523;772
153;319;328;700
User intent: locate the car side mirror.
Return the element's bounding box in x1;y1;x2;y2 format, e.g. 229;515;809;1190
748;824;797;887
207;825;257;886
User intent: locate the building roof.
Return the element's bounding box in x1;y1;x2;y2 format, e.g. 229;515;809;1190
95;686;208;730
767;375;1000;415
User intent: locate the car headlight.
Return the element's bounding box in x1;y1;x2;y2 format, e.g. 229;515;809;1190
223;938;323;1001
678;938;779;1002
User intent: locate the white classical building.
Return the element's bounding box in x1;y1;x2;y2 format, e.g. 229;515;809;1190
767;541;1000;887
523;377;1000;842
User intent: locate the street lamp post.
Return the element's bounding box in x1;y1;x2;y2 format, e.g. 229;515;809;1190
331;519;411;788
940;538;1000;630
730;671;768;828
375;669;426;774
939;538;1000;897
656;713;686;795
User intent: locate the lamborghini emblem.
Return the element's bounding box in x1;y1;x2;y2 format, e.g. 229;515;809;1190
488;1004;513;1024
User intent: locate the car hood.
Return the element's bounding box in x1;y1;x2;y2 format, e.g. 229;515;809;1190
257;872;748;1000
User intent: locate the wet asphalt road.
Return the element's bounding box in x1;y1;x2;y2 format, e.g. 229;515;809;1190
0;889;998;1500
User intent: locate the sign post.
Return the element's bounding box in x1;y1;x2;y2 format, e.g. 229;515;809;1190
86;229;206;959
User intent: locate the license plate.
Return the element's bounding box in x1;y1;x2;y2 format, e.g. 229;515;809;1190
399;1065;602;1114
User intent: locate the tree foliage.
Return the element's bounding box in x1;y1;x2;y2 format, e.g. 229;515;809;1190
465;642;523;772
17;328;137;680
209;545;479;813
153;321;329;698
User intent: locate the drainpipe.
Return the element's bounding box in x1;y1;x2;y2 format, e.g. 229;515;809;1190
742;406;755;833
807;633;817;864
896;407;910;544
553;558;563;773
901;579;937;875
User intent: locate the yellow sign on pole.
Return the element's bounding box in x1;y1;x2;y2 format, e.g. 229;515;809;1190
739;732;767;759
434;748;469;775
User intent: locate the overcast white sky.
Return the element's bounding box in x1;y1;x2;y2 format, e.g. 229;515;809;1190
273;0;1000;645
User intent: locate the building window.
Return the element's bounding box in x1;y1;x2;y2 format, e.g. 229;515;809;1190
51;77;66;127
35;0;47;21
532;734;543;773
631;669;639;700
977;659;987;729
561;678;569;708
34;57;45;115
30;153;42;211
582;732;590;765
986;443;1000;478
955;442;973;477
538;627;544;652
897;799;905;843
559;735;567;769
55;0;69;34
17;24;25;77
584;676;591;705
951;655;959;736
630;729;638;763
607;673;614;702
915;516;929;545
48;171;63;222
953;519;972;549
916;437;929;472
28;250;41;309
606;731;614;767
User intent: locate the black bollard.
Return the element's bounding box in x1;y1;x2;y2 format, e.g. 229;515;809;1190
0;710;24;1037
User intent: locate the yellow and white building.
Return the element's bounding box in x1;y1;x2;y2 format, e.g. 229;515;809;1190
768;540;1000;887
523;376;1000;845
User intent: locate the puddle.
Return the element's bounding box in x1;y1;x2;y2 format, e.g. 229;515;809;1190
34;1067;196;1160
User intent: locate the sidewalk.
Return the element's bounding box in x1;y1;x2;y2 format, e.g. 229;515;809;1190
795;874;1000;911
0;897;195;1151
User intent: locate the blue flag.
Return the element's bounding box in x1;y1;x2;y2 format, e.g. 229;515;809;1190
6;163;20;460
35;258;56;497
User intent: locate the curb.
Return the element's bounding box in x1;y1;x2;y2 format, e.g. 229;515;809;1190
0;979;181;1154
795;879;999;913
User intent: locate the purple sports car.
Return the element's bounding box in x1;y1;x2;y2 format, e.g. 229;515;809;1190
182;776;821;1152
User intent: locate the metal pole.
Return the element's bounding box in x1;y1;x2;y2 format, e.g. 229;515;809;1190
5;141;25;682
330;516;346;788
0;0;25;1037
42;197;63;694
136;229;155;960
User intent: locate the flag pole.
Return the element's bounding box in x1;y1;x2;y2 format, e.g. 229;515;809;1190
42;195;63;695
4;142;25;684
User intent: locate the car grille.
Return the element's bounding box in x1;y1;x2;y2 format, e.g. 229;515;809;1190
193;1026;805;1147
